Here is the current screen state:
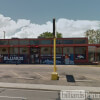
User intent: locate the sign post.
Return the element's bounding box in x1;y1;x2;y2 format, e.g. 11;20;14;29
51;18;59;80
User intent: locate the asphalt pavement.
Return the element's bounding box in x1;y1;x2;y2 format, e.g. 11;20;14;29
0;64;99;87
0;64;100;100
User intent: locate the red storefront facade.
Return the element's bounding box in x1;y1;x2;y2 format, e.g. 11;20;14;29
0;38;100;64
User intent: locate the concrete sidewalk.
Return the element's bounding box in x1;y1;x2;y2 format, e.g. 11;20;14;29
0;82;100;92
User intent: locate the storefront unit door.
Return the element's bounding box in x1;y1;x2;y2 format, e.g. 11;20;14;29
63;47;74;65
30;47;39;64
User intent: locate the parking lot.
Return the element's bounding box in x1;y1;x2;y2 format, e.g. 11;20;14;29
0;64;100;87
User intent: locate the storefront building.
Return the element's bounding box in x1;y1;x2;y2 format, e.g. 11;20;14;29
0;38;100;64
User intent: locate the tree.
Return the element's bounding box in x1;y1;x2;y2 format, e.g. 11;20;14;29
85;29;100;44
38;32;63;38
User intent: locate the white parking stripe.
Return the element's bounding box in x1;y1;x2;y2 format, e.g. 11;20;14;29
10;70;21;78
34;72;49;80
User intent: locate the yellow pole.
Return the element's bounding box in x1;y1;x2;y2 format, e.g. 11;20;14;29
54;37;57;72
51;18;59;80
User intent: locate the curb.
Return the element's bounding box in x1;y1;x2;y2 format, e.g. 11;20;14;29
0;82;100;92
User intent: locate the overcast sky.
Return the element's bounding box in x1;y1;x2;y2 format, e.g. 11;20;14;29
0;0;100;39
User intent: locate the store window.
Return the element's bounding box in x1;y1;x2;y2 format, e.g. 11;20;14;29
56;40;63;44
75;47;86;60
63;40;73;44
56;47;62;55
0;40;8;45
52;47;62;55
74;39;86;44
30;40;39;45
19;40;29;45
63;47;73;55
40;40;51;45
41;47;51;56
9;40;18;45
20;47;29;54
10;48;18;54
0;48;8;54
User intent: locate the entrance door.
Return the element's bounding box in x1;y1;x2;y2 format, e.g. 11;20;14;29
30;47;39;64
63;47;74;65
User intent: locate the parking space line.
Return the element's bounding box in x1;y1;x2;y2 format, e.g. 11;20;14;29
32;72;51;73
10;71;34;80
10;70;21;78
34;72;49;80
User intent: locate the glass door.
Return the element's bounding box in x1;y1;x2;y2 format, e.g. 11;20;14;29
30;47;40;64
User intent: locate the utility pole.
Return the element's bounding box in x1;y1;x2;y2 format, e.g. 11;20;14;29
51;18;59;80
3;31;5;39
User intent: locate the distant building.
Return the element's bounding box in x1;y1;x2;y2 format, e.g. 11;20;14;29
0;38;100;64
